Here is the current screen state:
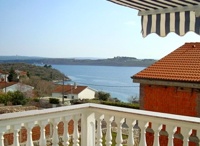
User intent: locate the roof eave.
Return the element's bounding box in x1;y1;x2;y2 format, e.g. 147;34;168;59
133;78;200;89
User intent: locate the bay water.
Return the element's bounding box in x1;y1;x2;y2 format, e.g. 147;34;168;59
52;65;145;102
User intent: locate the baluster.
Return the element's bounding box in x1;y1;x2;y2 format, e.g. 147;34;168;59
138;121;148;146
62;116;71;146
0;127;6;146
182;128;192;146
196;129;200;146
25;122;35;146
81;111;95;146
39;120;48;146
126;119;137;146
166;125;177;146
104;115;114;146
95;113;104;146
13;125;21;146
51;118;61;146
115;117;125;146
0;132;4;146
73;114;80;146
152;124;162;146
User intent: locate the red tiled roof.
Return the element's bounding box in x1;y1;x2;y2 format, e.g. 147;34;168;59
53;85;87;94
0;70;8;74
132;42;200;82
15;70;27;76
0;82;17;89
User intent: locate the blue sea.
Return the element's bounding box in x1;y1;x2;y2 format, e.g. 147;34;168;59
52;65;145;102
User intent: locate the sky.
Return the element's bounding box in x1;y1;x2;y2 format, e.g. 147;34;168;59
0;0;199;60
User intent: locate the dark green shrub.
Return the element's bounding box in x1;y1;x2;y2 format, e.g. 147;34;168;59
7;91;27;105
49;98;59;104
33;98;40;102
0;93;10;105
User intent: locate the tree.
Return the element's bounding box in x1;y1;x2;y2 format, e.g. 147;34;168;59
127;95;139;104
110;97;121;102
7;91;27;105
22;76;56;97
27;71;30;78
0;92;11;105
96;91;111;101
7;67;18;82
44;64;52;68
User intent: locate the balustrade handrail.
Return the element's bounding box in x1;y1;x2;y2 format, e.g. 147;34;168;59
0;103;200;126
0;103;200;146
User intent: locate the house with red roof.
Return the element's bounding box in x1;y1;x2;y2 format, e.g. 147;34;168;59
15;70;28;79
132;42;200;117
0;70;9;82
0;82;34;96
52;83;96;100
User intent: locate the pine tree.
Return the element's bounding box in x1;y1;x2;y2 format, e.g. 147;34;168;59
7;67;18;82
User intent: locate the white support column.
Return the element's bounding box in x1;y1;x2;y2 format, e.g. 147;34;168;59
95;113;104;146
182;128;192;146
166;125;177;146
126;119;137;146
51;118;61;146
39;120;48;146
13;125;21;146
25;122;35;146
62;116;71;146
0;127;6;146
73;114;80;146
138;121;148;146
104;115;114;146
115;117;125;146
152;124;162;146
81;111;95;146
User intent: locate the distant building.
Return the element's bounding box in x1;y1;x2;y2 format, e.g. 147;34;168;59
0;70;9;82
15;70;28;79
0;82;34;96
132;42;200;117
52;83;96;100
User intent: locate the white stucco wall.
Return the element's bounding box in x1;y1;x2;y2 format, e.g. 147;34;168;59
52;93;78;100
3;83;34;93
52;87;96;100
0;74;8;82
78;88;96;100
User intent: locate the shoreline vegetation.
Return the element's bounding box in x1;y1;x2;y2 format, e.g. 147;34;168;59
0;62;140;108
0;56;157;67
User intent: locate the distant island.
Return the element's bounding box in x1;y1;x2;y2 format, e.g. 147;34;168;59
0;56;157;67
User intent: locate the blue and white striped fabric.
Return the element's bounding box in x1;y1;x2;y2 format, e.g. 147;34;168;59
142;11;200;37
108;0;200;37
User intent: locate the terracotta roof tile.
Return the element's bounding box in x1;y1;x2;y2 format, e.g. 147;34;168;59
0;82;17;89
0;70;8;74
132;42;200;82
53;85;87;94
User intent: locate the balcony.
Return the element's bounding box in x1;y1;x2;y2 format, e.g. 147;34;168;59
0;103;199;146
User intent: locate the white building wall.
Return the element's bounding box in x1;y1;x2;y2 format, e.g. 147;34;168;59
52;93;78;100
78;88;96;100
3;83;34;93
0;74;8;82
52;87;96;100
3;85;16;92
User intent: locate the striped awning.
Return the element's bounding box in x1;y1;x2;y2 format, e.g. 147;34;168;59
108;0;200;37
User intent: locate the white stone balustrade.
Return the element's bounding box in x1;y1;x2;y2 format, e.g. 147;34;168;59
0;103;200;146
